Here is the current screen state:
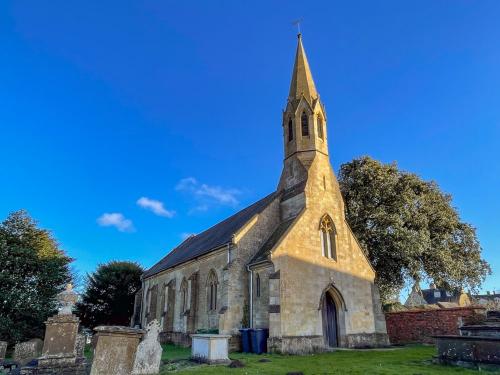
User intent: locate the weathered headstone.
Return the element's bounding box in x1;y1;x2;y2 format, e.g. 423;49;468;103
132;320;163;374
75;334;86;358
13;339;43;366
0;341;7;360
90;326;144;375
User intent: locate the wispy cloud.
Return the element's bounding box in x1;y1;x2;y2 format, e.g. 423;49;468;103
136;197;175;218
176;177;240;209
97;213;135;232
181;232;196;241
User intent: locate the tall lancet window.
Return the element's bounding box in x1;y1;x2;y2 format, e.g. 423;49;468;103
317;115;324;140
256;273;261;298
207;269;218;311
180;278;188;313
288;118;294;142
319;215;337;260
301;111;309;136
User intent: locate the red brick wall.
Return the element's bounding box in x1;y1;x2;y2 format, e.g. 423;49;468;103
385;306;485;344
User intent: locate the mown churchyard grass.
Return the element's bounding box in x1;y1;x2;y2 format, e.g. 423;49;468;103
159;344;496;374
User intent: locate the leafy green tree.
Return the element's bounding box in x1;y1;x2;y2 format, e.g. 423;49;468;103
76;261;143;328
0;210;72;344
338;156;491;302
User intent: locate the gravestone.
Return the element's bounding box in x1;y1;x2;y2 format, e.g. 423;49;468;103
13;339;43;366
132;320;163;374
0;341;7;360
90;326;144;375
36;283;87;374
75;334;86;358
38;314;80;367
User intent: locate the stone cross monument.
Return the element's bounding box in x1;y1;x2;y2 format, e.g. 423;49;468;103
38;284;86;373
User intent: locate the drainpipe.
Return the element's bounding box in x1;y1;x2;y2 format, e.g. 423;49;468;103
246;265;253;328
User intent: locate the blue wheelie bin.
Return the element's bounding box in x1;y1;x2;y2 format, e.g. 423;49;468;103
239;328;252;353
250;328;269;354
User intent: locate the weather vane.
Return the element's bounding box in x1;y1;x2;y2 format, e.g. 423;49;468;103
292;19;303;35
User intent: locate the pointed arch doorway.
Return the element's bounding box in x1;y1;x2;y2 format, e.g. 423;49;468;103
322;292;338;347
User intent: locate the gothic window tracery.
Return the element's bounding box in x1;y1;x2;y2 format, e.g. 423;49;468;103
319;215;337;260
207;269;218;311
301;111;309;137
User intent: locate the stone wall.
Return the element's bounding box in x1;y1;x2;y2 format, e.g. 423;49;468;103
385;306;486;344
141;248;229;335
141;195;281;344
252;265;273;329
221;197;280;335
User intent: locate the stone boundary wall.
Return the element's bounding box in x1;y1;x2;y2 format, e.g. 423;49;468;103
385;306;486;344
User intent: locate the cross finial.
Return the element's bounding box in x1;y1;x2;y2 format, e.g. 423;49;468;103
292;19;303;37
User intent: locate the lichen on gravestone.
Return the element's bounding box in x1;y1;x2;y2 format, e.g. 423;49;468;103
131;320;163;375
13;339;43;366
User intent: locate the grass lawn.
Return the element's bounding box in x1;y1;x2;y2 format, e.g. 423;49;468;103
159;344;498;375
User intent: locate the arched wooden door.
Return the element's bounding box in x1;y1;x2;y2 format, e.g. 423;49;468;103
322;293;338;347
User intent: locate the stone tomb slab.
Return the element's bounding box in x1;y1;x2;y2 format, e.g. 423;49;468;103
39;314;80;367
434;335;500;367
90;326;144;375
191;334;231;364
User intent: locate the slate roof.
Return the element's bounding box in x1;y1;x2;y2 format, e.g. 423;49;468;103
421;288;459;304
249;216;297;265
143;192;278;279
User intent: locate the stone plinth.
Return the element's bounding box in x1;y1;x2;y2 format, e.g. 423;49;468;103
14;339;43;366
0;341;7;360
38;314;80;368
90;326;144;375
191;334;231;364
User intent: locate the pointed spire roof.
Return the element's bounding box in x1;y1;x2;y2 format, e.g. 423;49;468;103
288;34;318;103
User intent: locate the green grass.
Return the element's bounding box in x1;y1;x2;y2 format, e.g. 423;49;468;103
84;344;94;361
159;344;499;374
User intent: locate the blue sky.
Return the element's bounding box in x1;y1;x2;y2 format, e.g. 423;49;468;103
1;1;498;294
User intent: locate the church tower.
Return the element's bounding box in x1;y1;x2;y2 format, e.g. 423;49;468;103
279;35;330;192
278;34;341;220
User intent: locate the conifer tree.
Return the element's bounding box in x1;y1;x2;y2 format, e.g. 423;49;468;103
76;261;143;328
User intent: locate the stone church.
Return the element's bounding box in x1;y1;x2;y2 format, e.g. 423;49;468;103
134;35;389;354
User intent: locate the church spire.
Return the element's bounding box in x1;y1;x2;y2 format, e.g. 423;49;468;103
288;34;318;103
